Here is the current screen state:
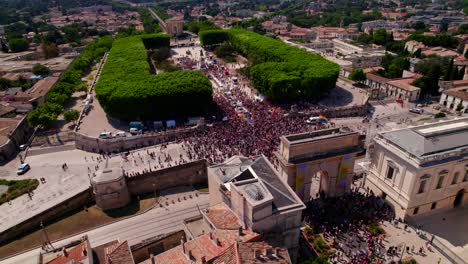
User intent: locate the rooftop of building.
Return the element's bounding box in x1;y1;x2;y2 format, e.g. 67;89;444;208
104;240;134;264
147;228;289;264
387;77;421;92
380;117;468;158
15;76;59;101
0;116;24;145
147;228;260;264
92;167;124;184
209;155;305;213
282;128;358;145
443;86;468;100
43;237;90;264
205;203;242;230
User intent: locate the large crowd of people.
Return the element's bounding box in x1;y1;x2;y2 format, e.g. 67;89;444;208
304;188;396;264
179;60;326;163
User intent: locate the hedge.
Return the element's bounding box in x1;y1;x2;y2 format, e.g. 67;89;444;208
141;34;170;49
199;29;339;101
95;34;213;120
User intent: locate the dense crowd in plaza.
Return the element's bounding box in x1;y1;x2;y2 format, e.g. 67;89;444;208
304;188;400;264
177;57;328;163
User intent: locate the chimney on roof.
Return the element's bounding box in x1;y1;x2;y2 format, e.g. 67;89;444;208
150;254;155;264
201;256;207;263
209;232;214;241
254;249;262;260
82;248;87;257
188;250;194;260
238;226;243;235
216;238;222;247
62;247;68;257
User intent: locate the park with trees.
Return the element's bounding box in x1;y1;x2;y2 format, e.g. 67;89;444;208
199;29;339;101
95;34;213;120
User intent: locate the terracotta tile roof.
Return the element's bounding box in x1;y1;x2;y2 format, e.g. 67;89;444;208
206;203;242;230
444;86;468;100
238;241;291;263
367;73;390;84
93;240;119;264
15;77;58;101
148;229;260;264
1;72;33;81
452;79;468;87
0;104;15;116
0;117;23;145
387;78;421;92
46;241;89;264
105;240;134;264
213;243;239;264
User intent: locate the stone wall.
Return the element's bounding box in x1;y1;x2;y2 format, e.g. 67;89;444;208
130;230;185;263
127;160;207;196
0;116;34;163
75;126;200;154
300;103;369;118
0;188;93;244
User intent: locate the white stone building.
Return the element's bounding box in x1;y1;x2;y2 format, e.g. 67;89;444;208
208;155;305;262
439;79;468;113
365;118;468;219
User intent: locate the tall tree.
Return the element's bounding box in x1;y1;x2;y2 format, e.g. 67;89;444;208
349;68;367;83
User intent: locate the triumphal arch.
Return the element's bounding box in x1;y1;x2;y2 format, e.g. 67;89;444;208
275;128;362;201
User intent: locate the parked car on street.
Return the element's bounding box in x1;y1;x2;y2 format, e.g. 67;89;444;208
98;132;113;139
409;108;424;114
17;163;30;175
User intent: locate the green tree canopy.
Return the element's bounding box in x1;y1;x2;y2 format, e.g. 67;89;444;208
349;68;367;83
32;64;50;76
8;38;29;52
64;109;80;123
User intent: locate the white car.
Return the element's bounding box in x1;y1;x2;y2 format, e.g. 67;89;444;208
17;163;30;175
98;132;113;139
129;128;142;135
306;117;321;124
409;108;424;114
115;131;127;138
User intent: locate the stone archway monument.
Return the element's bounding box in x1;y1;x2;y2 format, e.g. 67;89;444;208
275;128;362;201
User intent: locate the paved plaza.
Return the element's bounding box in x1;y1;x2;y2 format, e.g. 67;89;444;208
0;142;194;235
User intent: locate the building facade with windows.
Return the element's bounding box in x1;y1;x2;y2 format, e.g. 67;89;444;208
365;118;468;219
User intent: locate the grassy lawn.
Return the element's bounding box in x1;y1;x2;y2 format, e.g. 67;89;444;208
0;179;39;205
0;196;156;259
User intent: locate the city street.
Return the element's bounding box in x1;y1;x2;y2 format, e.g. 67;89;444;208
1;192;209;264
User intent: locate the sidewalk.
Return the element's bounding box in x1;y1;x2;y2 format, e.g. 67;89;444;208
381;220;451;264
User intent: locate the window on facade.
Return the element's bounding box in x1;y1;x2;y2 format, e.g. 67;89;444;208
431;202;437;210
464;170;468;182
436;176;445;189
451;172;459;185
386;166;395;179
413;207;419;215
418;180;426;194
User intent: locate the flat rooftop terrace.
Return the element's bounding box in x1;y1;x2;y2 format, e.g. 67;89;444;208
381;118;468;158
283;127;358;145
